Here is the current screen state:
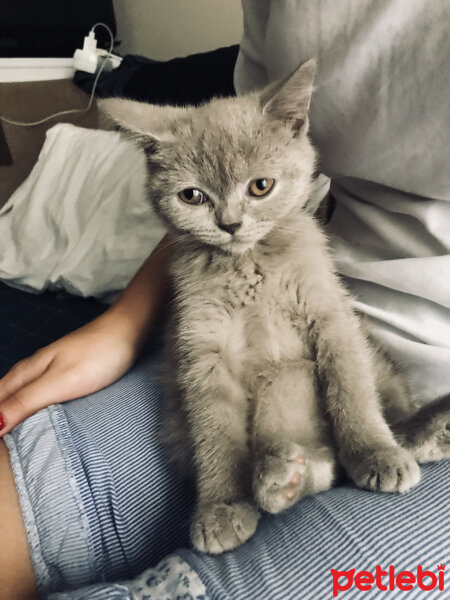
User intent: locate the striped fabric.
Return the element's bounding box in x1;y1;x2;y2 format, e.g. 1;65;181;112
47;460;450;600
6;343;195;595
6;342;450;599
179;460;450;599
6;406;99;593
49;586;133;600
54;343;196;580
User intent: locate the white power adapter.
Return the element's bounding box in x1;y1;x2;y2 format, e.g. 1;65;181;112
73;26;122;74
73;30;99;74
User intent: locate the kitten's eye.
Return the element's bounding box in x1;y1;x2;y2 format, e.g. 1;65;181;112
248;178;275;198
178;188;209;205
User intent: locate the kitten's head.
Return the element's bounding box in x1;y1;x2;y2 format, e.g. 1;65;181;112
101;59;316;255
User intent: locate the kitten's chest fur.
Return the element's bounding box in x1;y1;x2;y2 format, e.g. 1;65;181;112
172;227;315;370
230;256;309;367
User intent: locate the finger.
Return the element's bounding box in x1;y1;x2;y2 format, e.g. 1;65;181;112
0;352;53;404
0;370;75;436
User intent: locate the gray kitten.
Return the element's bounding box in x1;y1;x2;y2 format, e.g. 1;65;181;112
101;60;450;555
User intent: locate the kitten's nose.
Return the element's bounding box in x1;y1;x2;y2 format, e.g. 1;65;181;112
218;222;241;235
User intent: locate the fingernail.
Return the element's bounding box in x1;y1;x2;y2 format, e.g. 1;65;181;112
0;413;5;431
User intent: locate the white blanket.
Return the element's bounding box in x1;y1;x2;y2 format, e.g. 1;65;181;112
0;124;166;301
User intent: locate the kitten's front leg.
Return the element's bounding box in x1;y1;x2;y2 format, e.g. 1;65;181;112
304;289;420;493
178;326;259;554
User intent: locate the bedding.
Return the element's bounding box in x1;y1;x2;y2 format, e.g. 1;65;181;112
0;123;166;301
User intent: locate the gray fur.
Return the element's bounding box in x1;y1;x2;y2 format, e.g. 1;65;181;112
101;60;450;554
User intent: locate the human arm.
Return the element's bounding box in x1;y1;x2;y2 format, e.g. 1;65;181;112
0;233;174;435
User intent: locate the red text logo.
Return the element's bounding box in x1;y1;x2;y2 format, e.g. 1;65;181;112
330;564;445;597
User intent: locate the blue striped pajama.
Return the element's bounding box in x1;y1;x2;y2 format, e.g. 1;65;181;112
6;346;450;599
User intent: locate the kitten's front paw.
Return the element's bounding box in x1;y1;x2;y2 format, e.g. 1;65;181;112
191;501;259;554
253;441;308;514
346;446;420;493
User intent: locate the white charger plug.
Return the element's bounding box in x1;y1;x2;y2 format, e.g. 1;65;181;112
73;30;99;74
73;28;122;74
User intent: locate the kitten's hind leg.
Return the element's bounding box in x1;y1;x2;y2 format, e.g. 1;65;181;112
392;394;450;463
251;361;336;514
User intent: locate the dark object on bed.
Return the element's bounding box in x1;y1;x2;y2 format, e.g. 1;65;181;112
0;0;116;57
0;282;106;377
74;45;240;106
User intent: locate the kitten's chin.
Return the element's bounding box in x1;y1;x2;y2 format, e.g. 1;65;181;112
190;232;258;255
219;239;256;255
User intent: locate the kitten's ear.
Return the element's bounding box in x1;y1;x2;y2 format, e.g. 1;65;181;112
260;58;316;136
99;98;182;148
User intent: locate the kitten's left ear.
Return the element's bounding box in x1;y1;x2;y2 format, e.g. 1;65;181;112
99;98;183;149
261;58;316;136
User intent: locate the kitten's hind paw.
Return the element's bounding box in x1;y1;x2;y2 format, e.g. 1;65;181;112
410;419;450;463
346;446;420;494
400;398;450;463
253;442;308;514
191;501;259;554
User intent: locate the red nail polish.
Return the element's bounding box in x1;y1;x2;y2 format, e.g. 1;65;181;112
0;413;5;431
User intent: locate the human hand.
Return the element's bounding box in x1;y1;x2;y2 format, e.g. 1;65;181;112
0;313;140;435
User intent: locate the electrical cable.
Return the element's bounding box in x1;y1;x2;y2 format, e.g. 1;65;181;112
0;23;115;127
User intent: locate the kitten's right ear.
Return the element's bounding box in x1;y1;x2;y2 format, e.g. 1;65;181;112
99;98;182;149
260;58;316;137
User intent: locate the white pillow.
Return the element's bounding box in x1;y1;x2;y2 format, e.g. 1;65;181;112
0;123;166;301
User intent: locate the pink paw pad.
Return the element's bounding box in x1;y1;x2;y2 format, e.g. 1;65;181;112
283;453;305;500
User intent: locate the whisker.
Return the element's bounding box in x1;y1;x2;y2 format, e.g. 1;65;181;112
147;235;182;260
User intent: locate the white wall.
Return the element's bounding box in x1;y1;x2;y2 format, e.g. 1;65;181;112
113;0;243;61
